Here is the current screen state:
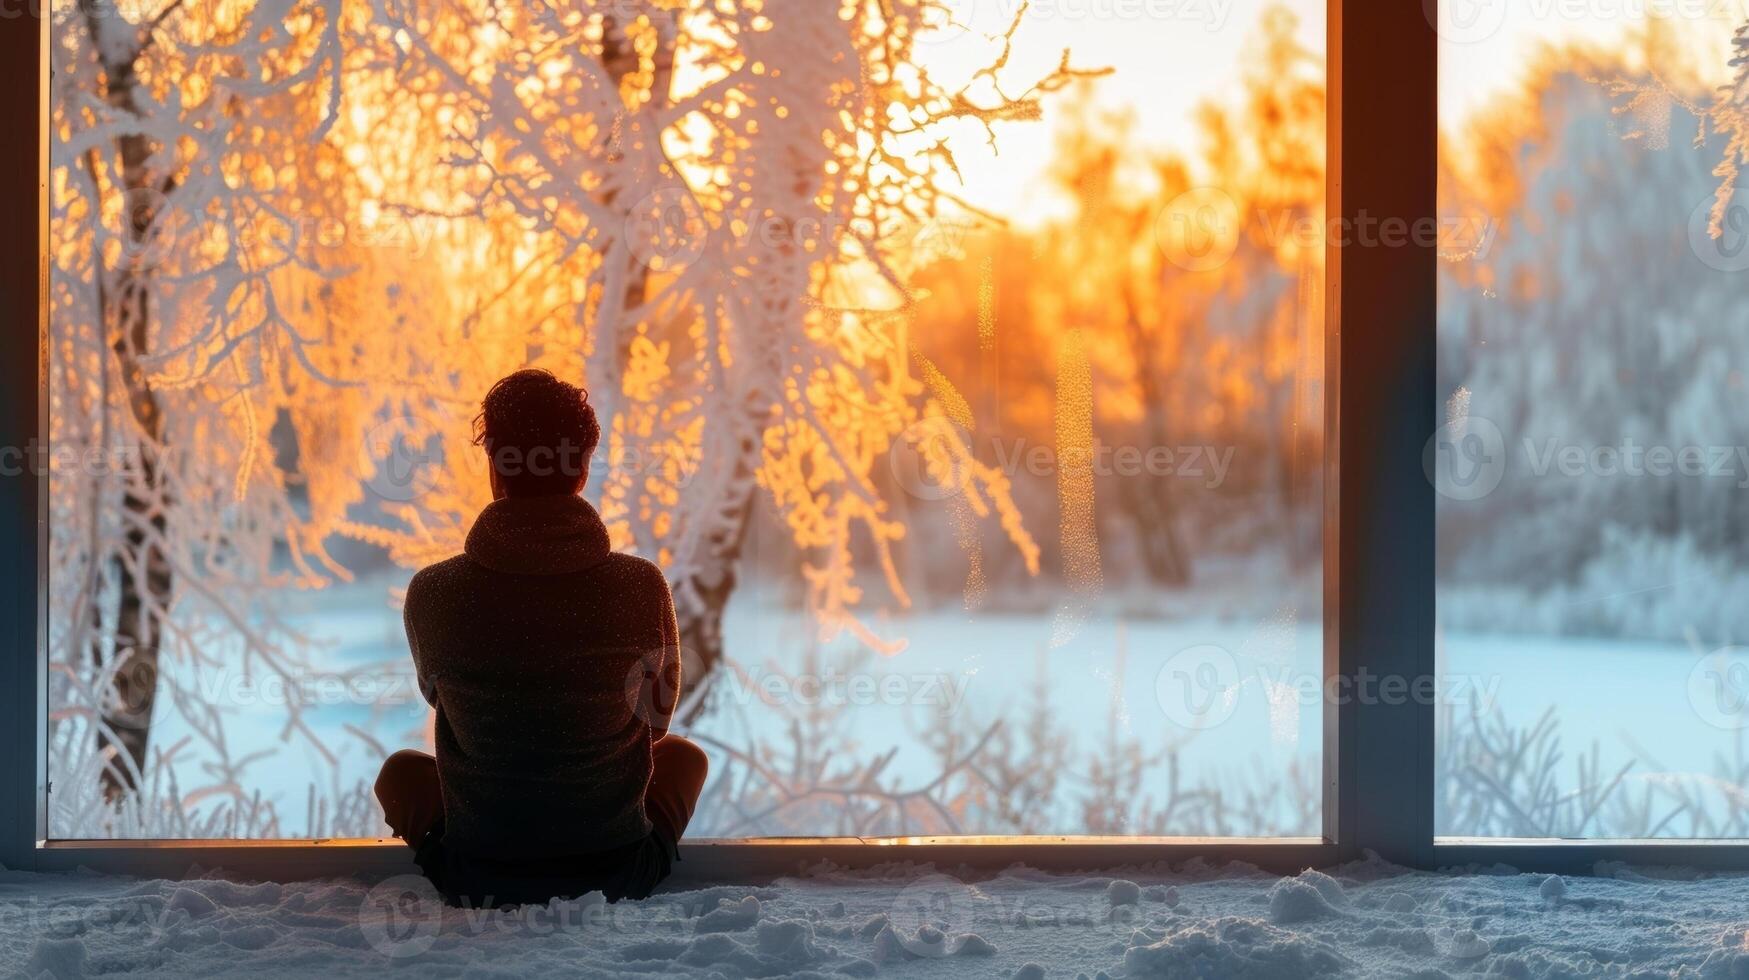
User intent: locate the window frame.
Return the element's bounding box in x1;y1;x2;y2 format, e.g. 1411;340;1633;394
11;0;1686;882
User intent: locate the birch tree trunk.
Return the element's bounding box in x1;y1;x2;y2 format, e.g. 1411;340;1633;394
85;10;175;796
598;10;760;709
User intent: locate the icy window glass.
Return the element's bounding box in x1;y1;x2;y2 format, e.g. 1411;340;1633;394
48;0;1326;839
1435;2;1749;838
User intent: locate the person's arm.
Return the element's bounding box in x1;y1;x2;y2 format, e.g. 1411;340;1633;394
651;570;682;742
404;572;438;708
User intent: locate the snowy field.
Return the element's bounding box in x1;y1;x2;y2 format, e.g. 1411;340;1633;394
115;572;1332;838
7;856;1749;977
88;569;1745;839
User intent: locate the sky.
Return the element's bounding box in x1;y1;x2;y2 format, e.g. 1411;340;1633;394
1436;0;1743;120
912;0;1744;223
913;0;1327;223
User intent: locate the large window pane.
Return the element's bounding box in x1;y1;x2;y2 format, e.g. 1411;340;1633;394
1436;2;1749;837
48;0;1325;839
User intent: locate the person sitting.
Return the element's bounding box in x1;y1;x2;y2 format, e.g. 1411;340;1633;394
374;368;706;906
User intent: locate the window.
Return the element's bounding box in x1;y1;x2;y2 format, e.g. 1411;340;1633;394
42;0;1328;841
44;0;1749;875
1435;2;1749;839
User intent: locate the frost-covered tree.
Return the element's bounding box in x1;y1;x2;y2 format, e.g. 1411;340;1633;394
1439;56;1749;639
52;0;356;813
1602;18;1749;238
51;0;1096;831
352;0;1091;704
1701;20;1749;232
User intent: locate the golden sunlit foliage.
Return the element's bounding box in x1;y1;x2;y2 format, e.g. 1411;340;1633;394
50;0;1096;799
905;9;1326;596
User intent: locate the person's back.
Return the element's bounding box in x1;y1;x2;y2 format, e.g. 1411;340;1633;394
375;369;706;906
405;501;675;859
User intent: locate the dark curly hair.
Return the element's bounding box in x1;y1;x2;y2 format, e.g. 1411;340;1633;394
471;369;601;498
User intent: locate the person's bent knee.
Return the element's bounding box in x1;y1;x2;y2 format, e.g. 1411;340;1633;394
375;749;433;804
377;748;430;779
649;737;709;842
656;736;709;784
657;735;708;769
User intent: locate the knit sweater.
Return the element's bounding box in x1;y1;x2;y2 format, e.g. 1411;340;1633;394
403;494;682;861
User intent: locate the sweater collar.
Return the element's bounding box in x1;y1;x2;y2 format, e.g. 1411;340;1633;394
464;494;613;575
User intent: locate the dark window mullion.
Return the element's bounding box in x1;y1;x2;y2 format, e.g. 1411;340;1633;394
1327;0;1438;866
0;6;48;871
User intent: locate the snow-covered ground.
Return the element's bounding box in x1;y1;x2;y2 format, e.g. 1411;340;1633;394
7;856;1749;978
